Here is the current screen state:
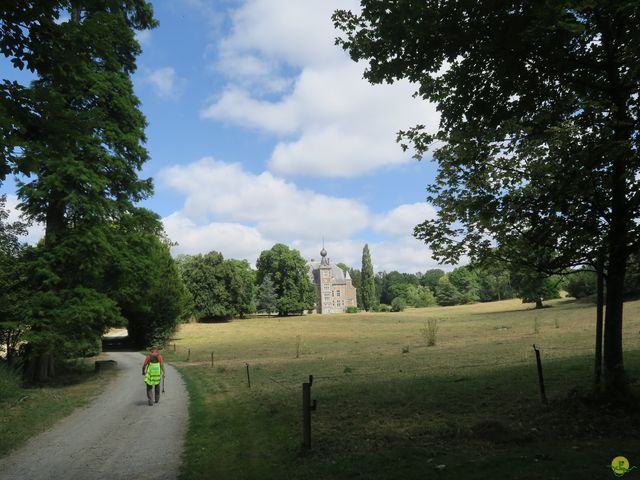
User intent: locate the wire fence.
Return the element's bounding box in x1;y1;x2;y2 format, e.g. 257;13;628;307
162;342;599;394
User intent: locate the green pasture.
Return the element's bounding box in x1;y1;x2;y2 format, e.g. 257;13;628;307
167;298;640;480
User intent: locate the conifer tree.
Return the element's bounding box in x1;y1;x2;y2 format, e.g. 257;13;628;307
361;244;377;311
1;1;158;380
256;274;277;317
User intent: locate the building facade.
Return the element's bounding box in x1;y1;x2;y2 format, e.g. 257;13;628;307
307;247;357;314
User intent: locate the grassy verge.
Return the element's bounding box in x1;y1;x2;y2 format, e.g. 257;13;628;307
167;298;640;480
0;357;116;457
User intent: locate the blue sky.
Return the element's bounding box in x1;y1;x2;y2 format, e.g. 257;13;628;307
3;0;446;273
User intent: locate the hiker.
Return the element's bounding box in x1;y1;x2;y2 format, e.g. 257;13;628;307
142;348;165;406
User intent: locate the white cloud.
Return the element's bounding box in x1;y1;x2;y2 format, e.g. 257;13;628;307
3;194;45;245
158;158;445;272
368;237;443;273
374;203;437;237
159;157;370;239
163;213;271;261
202;0;439;177
144;67;185;99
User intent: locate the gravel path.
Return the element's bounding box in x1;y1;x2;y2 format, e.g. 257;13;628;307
0;352;189;480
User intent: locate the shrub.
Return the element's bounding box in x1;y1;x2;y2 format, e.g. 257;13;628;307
421;318;440;346
565;270;597;299
345;306;358;313
0;362;22;402
378;304;391;312
391;297;407;312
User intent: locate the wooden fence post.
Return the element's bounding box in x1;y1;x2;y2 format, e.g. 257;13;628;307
533;344;548;405
246;363;251;388
302;375;317;450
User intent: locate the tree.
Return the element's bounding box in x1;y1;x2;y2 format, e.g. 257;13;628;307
421;269;445;292
435;276;462;307
390;296;406;312
256;244;315;316
348;268;364;309
0;195;28;364
2;1;157;381
566;270;598;299
256;274;277;316
476;266;515;302
106;210;189;347
511;269;561;309
178;252;254;322
334;2;640;395
360;244;377;311
448;266;480;304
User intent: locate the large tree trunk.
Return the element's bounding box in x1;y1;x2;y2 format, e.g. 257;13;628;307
24;349;56;384
600;5;632;398
603;253;626;395
594;264;604;390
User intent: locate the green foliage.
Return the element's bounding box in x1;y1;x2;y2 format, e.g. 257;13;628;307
26;287;122;358
1;2;158;380
420;269;444;291
511;269;561;309
0;195;29;363
0;361;21;402
448;266;480;304
565;270;597;299
178;252;255;322
474;265;515;302
390;297;406;312
345;306;358;314
334;0;640;393
256;274;277;316
256;244;315;316
336;262;349;274
348;268;363;309
360;244;377;311
379;271;421;304
108;215;188;347
435;276;462;307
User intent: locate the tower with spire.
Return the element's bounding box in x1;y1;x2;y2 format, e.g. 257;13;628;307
307;244;357;314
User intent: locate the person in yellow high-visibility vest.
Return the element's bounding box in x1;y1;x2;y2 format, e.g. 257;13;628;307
142;349;165;406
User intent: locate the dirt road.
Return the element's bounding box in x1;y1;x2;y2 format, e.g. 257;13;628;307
0;352;188;480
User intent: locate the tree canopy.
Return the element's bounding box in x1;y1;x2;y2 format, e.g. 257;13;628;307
256;244;315;316
0;1;181;380
334;1;640;395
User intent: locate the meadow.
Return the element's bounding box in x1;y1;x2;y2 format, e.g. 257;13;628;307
165;297;640;480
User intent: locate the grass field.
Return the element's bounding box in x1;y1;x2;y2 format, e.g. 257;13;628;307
0;357;116;457
165;297;640;480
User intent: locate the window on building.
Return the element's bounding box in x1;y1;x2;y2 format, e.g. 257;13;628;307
336;290;341;297
323;284;330;291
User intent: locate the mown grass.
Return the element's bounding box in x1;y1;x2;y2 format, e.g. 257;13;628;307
166;298;640;480
0;357;116;457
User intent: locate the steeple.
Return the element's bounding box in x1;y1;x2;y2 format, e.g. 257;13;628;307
320;243;330;266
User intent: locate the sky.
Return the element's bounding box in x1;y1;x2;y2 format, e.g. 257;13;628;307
2;0;447;274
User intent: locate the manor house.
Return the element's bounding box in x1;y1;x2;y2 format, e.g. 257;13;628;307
307;247;357;314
